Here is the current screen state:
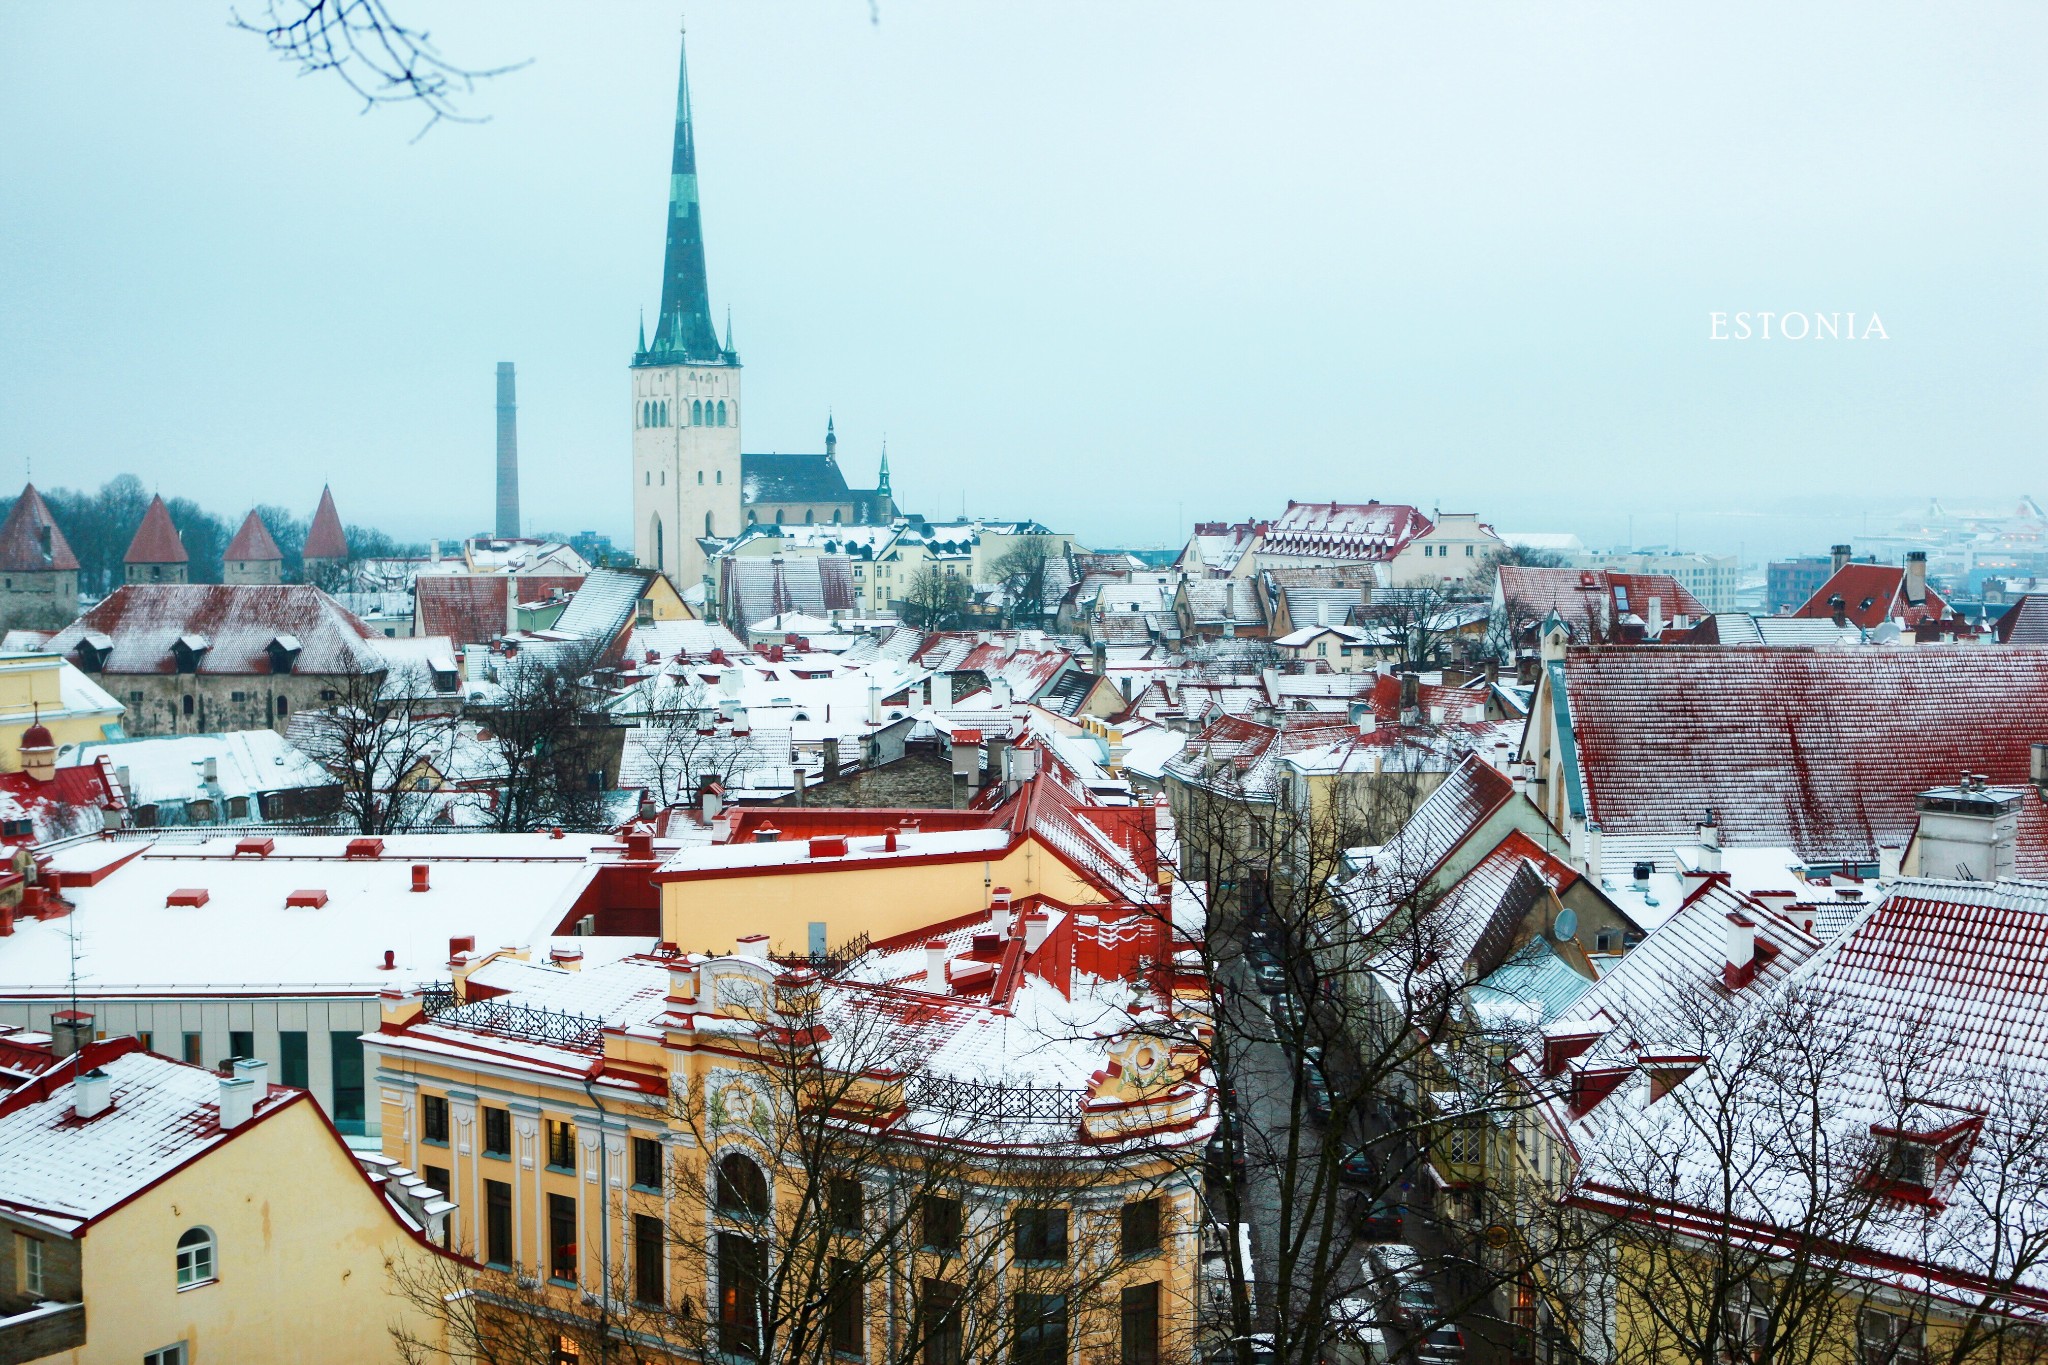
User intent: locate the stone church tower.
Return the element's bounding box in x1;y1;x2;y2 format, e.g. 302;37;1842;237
632;28;741;594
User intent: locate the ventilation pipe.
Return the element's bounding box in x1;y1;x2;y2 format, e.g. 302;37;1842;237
924;940;948;992
991;887;1013;937
75;1068;112;1119
1696;813;1721;872
1725;913;1756;978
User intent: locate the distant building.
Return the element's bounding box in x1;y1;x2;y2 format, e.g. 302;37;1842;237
223;510;285;586
61;730;341;827
742;419;897;529
1767;553;1834;614
123;494;190;585
1583;549;1741;613
0;484;80;629
0;650;121;771
301;484;350;583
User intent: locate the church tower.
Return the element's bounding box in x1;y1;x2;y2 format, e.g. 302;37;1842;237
632;27;741;594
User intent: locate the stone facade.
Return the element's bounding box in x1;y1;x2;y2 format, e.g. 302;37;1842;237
631;360;741;591
105;671;361;737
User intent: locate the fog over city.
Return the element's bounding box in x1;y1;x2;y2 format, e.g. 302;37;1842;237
3;2;2041;557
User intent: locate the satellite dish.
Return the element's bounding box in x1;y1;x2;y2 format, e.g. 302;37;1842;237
1552;908;1579;942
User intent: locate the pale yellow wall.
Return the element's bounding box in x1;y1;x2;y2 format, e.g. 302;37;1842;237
0;655;119;772
64;1100;440;1365
644;573;692;622
662;836;1106;954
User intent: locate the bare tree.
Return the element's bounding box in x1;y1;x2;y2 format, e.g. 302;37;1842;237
991;536;1060;629
467;641;623;832
900;564;973;631
289;655;455;833
625;676;754;809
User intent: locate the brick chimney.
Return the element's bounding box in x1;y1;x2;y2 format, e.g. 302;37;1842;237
1832;543;1852;574
1904;551;1928;606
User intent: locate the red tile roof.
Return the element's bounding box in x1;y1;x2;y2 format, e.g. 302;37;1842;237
0;485;79;574
413;575;584;648
1792;562;1948;628
1558;645;2048;863
45;584;380;676
224;510;283;563
302;485;349;561
123;495;188;566
1994;595;2048;645
1498;567;1706;629
1260;500;1433;561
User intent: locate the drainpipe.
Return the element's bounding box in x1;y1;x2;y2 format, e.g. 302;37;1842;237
582;1074;615;1361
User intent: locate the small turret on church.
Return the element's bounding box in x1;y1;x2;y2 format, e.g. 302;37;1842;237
224;511;285;586
124;495;190;585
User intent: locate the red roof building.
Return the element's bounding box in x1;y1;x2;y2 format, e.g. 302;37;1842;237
413;574;585;649
45;584;381;677
302;485;349;563
0;485;79;575
1256;500;1434;564
122;495;189;585
1792;553;1949;629
224;511;284;586
1497;566;1707;640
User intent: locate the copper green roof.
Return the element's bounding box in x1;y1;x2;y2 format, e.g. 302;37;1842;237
635;29;734;370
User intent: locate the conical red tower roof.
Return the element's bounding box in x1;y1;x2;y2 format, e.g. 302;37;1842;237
0;484;80;573
225;509;284;562
302;485;349;561
123;495;189;565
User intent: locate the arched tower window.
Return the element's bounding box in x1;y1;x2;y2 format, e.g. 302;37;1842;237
805;510;815;525
717;1153;768;1217
662;400;670;426
705;512;715;536
692;400;704;426
775;511;785;525
697;471;705;485
717;400;727;427
651;515;665;570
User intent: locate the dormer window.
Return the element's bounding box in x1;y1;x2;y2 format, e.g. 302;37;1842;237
1866;1102;1981;1204
171;634;211;675
75;632;114;674
266;635;302;676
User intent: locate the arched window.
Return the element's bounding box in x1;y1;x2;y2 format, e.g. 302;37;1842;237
645;472;651;486
747;511;757;524
182;695;194;717
774;511;785;525
660;471;666;486
716;470;723;484
692;400;704;426
717;1153;768;1217
717;400;727;426
651;515;665;569
176;1227;216;1288
276;696;288;718
805;510;815;525
705;512;715;536
697;471;704;485
660;400;669;426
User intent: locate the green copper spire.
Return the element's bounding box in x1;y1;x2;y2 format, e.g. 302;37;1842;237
876;440;891;496
638;25;730;367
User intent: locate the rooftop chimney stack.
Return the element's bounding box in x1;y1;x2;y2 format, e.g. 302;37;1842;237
74;1068;111;1119
218;1073;256;1130
2033;741;2048;795
1832;543;1853;574
1023;909;1051;952
1696;812;1722;872
1904;550;1928;606
924;940;948;992
1725;913;1756;979
495;362;521;539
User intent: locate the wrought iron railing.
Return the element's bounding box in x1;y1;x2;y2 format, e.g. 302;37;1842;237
904;1075;1086;1125
771;930;871;979
419;985;604;1051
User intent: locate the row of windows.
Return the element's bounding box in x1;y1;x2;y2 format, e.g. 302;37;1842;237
638;398;734;428
642;468;725;486
1419;542;1478;557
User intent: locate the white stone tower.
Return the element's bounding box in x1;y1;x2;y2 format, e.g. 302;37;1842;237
632;26;741;594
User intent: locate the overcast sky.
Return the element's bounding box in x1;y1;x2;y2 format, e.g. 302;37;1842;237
2;3;2042;556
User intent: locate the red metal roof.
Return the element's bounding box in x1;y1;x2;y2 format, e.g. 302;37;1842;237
1791;562;1949;628
122;495;188;566
1260;500;1433;561
302;485;349;561
1559;645;2048;863
224;510;283;563
0;485;79;574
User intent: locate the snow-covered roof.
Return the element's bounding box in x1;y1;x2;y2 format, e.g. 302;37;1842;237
59;730;333;809
46;585;384;677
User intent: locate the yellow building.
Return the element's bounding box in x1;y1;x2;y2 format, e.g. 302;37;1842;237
0;1039;446;1363
0;652;120;773
367;776;1211;1363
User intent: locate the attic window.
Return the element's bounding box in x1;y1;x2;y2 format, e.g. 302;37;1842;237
1866;1103;1982;1203
171;634;211;674
267;635;303;675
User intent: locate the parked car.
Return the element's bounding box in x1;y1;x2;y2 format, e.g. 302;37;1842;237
1303;1070;1333;1124
1412;1324;1466;1362
1254;959;1290;994
1387;1276;1438;1327
1206;1131;1247;1179
1366;1242;1421;1286
1322;1300;1390;1365
1345;1194;1403;1241
1338;1146;1377;1185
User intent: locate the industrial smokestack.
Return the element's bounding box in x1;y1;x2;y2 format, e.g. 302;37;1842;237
495;362;521;539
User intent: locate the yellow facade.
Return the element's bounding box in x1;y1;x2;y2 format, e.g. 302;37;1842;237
660;834;1107;955
58;1100;440;1364
0;652;121;772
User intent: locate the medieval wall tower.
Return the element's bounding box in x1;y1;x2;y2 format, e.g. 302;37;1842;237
631;28;741;593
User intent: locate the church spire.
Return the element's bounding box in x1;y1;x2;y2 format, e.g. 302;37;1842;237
876;441;891;496
642;25;729;367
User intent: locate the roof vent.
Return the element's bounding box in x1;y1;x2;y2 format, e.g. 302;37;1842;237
808;836;847;859
285;889;329;909
346;837;384;859
412;864;430;893
218;1074;257;1130
235;837;274;858
754;824;781;844
166;888;210;908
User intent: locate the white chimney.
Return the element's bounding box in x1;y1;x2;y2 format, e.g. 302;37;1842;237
1878;844;1903;880
867;681;883;726
1023;911;1050;952
1647;596;1665;638
1317;600;1330;627
924;940;948;992
1725;914;1756;976
721;666;743;697
1696;813;1721;872
233;1056;269;1093
736;934;770;963
934;673;954;709
219;1074;257;1130
992;679;1013;709
74;1067;111;1119
990;887;1013;937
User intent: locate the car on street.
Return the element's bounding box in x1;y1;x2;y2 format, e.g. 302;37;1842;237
1253;959;1290;994
1205;1131;1247;1180
1345;1194;1403;1241
1387;1275;1438;1327
1412;1324;1466;1362
1302;1070;1333;1124
1337;1146;1377;1185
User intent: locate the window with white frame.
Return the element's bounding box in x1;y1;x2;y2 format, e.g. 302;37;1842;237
145;1346;187;1365
17;1233;42;1295
175;1227;216;1289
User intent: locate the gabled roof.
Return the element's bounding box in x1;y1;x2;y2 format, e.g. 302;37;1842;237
1498;566;1706;629
1553;645;2048;863
0;485;79;573
1994;595;2048;645
551;568;654;661
1259;500;1432;561
1792;562;1948;628
0;1039;300;1234
45;585;381;676
224;510;283;563
742;452;854;506
413;574;583;648
720;556;856;626
302;486;349;561
122;495;188;566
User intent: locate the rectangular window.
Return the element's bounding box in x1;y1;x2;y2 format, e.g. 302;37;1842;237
718;1233;766;1357
1013;1292;1069;1365
484;1106;512;1158
921;1196;963;1254
423;1163;450;1198
329;1031;365;1132
144;1347;188;1365
546;1118;576;1170
921;1280;963;1365
229;1029;254;1061
422;1094;450;1144
1013;1207;1067;1265
182;1032;203;1065
632;1136;662;1190
136;1030;153;1053
485;1179;513;1267
548;1193;577;1283
278;1031;308;1088
1121;1282;1160;1365
829;1176;863;1234
633;1213;664;1306
1121;1198;1161;1257
17;1234;43;1296
828;1257;865;1356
